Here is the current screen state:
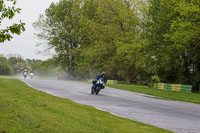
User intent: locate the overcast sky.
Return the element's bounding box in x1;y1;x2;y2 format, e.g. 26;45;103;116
0;0;60;60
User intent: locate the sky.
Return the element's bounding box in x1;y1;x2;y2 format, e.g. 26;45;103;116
0;0;60;60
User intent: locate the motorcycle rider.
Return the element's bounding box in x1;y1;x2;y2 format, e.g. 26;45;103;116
23;69;28;79
92;72;107;93
30;70;34;79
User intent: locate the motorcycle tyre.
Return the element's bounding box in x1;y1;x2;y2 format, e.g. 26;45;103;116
95;89;100;95
91;87;94;94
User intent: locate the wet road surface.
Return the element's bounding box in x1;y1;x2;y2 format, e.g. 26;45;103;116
21;79;200;133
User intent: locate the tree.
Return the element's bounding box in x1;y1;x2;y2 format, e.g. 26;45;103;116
146;0;200;85
0;0;25;42
164;0;200;84
0;56;13;75
33;0;148;82
8;55;26;73
26;58;64;77
73;0;146;82
33;0;82;76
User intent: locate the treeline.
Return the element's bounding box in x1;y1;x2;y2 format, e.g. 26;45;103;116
33;0;200;87
0;55;62;77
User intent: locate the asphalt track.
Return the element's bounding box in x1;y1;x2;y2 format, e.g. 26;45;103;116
21;78;200;133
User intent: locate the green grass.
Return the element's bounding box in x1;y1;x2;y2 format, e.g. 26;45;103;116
0;75;14;77
0;78;172;133
0;75;57;80
106;84;200;104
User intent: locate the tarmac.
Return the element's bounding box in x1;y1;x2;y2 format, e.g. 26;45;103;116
22;78;200;133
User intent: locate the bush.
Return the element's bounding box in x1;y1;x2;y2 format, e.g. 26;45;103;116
151;75;160;83
0;63;13;75
192;81;200;93
148;75;160;88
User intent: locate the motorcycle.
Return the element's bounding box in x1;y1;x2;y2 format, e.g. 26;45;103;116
30;72;34;79
91;79;105;95
23;71;28;79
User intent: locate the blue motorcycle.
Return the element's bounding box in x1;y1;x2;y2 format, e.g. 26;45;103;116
91;79;105;95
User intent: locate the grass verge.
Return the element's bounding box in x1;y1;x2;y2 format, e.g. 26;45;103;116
0;78;172;133
106;84;200;104
0;75;14;78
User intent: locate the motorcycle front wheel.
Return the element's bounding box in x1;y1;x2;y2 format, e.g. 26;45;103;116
95;87;100;95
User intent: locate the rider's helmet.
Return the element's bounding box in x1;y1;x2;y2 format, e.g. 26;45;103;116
101;71;105;75
24;69;27;72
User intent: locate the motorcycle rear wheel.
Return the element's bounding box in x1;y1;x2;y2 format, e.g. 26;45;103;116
91;87;94;94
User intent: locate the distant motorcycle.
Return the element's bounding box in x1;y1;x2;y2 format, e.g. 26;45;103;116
91;79;105;95
23;71;28;79
30;72;34;79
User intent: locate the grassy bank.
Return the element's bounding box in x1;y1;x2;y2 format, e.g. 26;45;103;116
0;78;172;133
0;75;15;78
107;84;200;104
